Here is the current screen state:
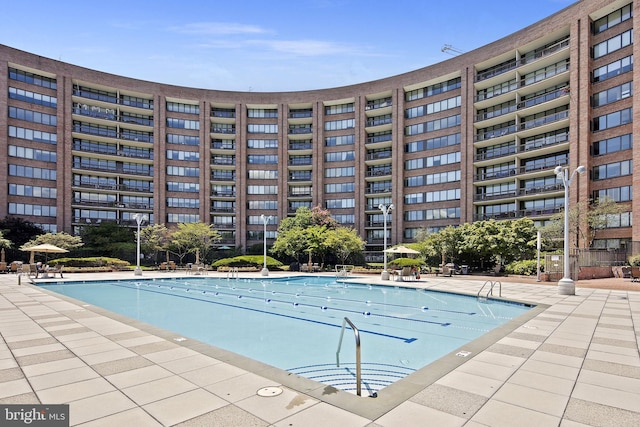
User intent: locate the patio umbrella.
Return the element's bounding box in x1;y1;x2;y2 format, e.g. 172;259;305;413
384;245;420;255
1;247;5;263
195;248;200;264
21;243;68;263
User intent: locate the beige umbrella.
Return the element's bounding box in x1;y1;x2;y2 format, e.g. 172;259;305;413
21;243;68;263
1;247;5;263
384;245;420;255
195;248;200;265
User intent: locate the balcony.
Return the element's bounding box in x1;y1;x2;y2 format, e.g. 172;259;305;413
211;157;236;166
475;38;569;83
289;172;313;181
365;97;392;111
288;141;313;151
288;157;313;166
211;172;236;181
288;126;312;134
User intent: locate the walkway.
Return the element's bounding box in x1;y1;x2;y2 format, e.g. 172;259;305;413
0;271;639;426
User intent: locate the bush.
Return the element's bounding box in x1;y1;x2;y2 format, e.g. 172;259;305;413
48;257;130;270
389;258;424;268
505;259;541;276
628;255;640;266
212;255;283;270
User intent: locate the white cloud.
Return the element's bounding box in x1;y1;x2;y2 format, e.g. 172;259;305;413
169;22;268;35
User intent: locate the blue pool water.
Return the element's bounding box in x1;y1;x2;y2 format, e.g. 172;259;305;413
38;276;532;394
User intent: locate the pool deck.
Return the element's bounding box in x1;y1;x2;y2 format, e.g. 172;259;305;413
1;271;639;426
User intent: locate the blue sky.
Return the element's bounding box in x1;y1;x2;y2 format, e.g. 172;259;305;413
2;0;574;92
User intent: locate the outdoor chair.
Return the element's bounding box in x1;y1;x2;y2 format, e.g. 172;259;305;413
46;265;64;278
0;261;6;273
393;266;414;282
29;264;38;278
9;261;22;274
631;266;640;283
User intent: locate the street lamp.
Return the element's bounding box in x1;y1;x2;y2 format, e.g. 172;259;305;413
379;203;394;280
132;213;147;276
261;214;272;276
554;164;586;295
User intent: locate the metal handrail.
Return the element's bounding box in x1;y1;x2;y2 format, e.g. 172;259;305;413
336;317;362;396
477;280;502;300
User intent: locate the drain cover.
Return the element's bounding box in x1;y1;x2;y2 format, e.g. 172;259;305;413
257;386;283;397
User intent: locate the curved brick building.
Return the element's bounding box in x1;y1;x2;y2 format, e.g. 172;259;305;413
0;0;637;259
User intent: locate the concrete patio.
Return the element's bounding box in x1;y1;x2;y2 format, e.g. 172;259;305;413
1;271;639;426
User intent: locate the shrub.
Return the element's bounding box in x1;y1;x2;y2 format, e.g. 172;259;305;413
505;259;541;276
48;257;130;269
388;258;424;268
212;255;283;270
628;255;640;266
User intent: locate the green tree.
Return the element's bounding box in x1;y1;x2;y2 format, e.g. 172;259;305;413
541;196;624;248
271;206;362;267
21;232;84;251
324;227;366;265
417;225;462;266
81;221;135;258
170;222;221;265
0;231;11;250
140;223;172;263
0;216;44;248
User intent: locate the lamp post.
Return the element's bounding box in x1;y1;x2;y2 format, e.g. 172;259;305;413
132;213;147;276
261;214;272;276
379;203;394;280
554;165;586;295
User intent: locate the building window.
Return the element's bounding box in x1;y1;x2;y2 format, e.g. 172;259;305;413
247;139;278;148
592;107;632;131
9;67;57;89
324;119;355;131
248;108;278;118
325;135;354;146
593;160;633;180
592;133;632;155
166;102;199;114
9;107;56;126
593;82;633;107
593;29;633;59
9;87;57;108
167;118;200;130
593;4;632;34
593;55;633;82
594;186;632;202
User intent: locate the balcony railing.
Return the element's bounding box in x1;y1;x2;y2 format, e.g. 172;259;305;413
289;142;313;150
475;38;569;82
288;127;312;134
519;110;569;131
366;151;392;161
365;98;392;110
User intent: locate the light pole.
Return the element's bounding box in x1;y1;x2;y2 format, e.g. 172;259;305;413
132;213;147;276
554;165;586;295
261;214;272;276
379;203;394;280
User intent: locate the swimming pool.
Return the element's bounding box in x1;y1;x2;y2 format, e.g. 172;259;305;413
38;276;533;395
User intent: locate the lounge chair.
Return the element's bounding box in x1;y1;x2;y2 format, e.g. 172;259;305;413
29;264;39;278
393;266;414;282
0;261;6;273
9;262;22;274
46;265;64;278
631;266;640;283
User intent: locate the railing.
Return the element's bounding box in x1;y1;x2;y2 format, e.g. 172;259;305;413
336;317;362;396
477;280;502;301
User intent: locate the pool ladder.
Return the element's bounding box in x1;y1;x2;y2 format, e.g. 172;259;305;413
336;317;362;396
226;267;239;279
477;280;501;301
